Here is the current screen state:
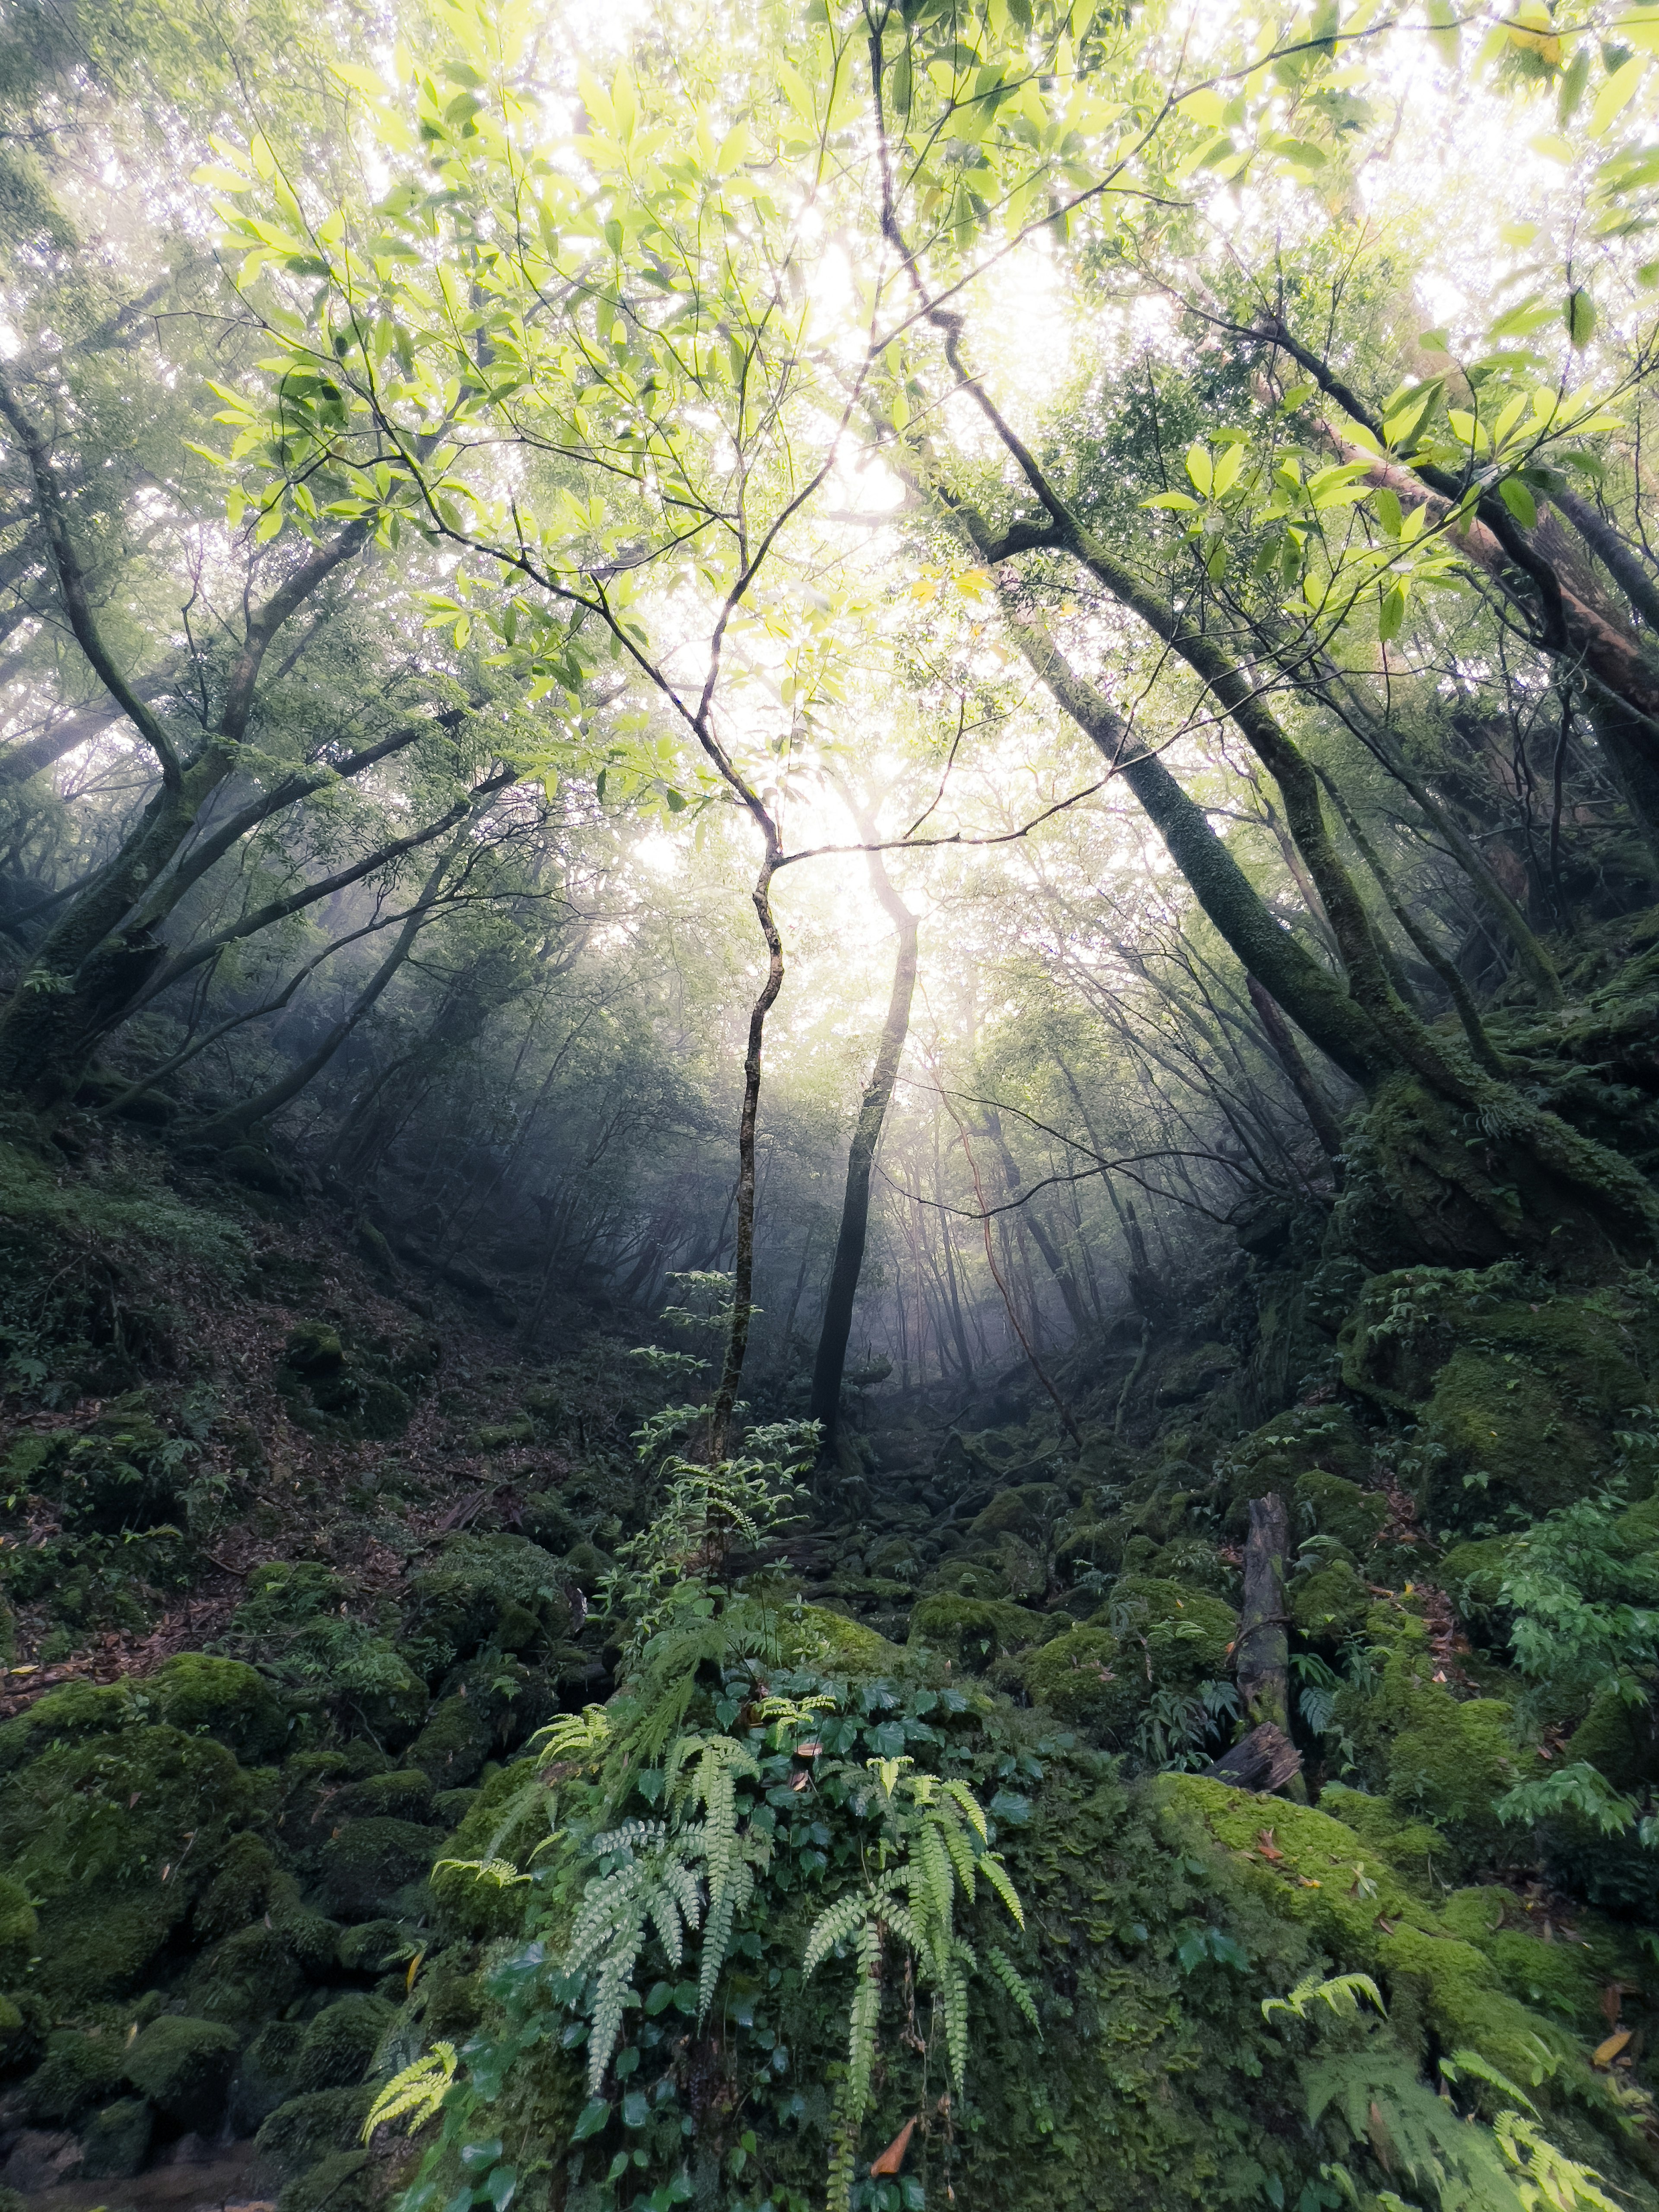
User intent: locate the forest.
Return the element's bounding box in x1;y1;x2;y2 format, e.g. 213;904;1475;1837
7;1;1659;2209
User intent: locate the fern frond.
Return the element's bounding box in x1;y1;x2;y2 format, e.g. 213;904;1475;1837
938;1807;979;1902
360;2043;457;2141
938;1777;989;1841
1442;2047;1540;2118
916;1821;958;1937
979;1850;1025;1930
804;1890;872;1977
531;1705;610;1768
845;1919;884;2122
942;1942;972;2091
1496;2113;1624;2212
1263;1970;1386;2025
988;1945;1040;2033
431;1856;528;1888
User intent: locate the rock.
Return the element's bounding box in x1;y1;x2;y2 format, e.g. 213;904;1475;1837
318;1818;441;1918
332;1769;435;1824
23;2035;127;2126
183;1924;305;2029
229;2021;305;2137
253;2086;376;2188
0;1879;36;1984
337;1921;407;1976
290;1996;395;2094
278;2148;379;2212
77;2098;154;2181
407;1696;493;1788
149;1653;288;1763
0;2128;83;2192
125;2016;241;2129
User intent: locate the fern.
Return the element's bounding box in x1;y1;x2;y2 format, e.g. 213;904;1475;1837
430;1856;529;1888
987;1944;1040;2031
360;2042;457;2141
667;1732;765;2019
1262;1971;1387;2025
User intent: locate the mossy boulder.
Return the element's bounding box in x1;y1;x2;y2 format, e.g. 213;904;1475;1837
1567;1685;1659;1794
318;1818;440;1919
1161;1776;1576;2091
968;1486;1062;1544
908;1595;1051;1669
148;1653;286;1762
254;2085;378;2187
337;1920;407;1975
290;1996;395;2094
23;2034;128;2125
76;2098;153;2181
229;2021;305;2136
183;1924;305;2029
0;1990;47;2073
0;1723;255;2002
1290;1560;1371;1642
1438;1537;1514;1637
125;2015;241;2128
774;1606;905;1674
193;1832;286;1941
333;1768;436;1823
1017;1626;1124;1731
407;1695;494;1789
0;1875;36;1983
0;1678;134;1776
1294;1471;1388;1558
278;2148;382;2212
429;1760;545;1940
1021;1576;1234;1741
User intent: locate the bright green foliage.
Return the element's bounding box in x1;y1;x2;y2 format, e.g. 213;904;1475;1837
362;2043;458;2142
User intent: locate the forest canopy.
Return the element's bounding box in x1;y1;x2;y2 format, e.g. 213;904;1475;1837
7;3;1659;2212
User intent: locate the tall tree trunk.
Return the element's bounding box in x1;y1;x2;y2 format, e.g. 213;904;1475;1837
981;1110;1093;1339
709;848;785;1461
810;844;918;1448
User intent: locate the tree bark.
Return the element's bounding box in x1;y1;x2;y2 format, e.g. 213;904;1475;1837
810;842;918;1447
1236;1493;1304;1801
709;847;785;1461
1244;974;1346;1175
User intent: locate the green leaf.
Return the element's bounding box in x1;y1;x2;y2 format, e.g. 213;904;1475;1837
1378;582;1406;641
1497;475;1538;528
1565;287;1597;347
1184;445;1214;497
1589;53;1647;137
572;2100;610;2141
1143;490;1200;511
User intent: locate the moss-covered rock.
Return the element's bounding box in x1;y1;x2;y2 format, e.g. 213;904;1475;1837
1294;1470;1388;1557
0;1990;47;2073
193;1831;285;1940
76;2099;153;2180
773;1606;906;1674
277;2148;382;2212
1290;1560;1371;1642
0;1678;134;1776
429;1760;548;1941
0;1723;255;2003
148;1653;286;1763
337;1920;407;1975
1567;1684;1659;1794
908;1594;1052;1668
229;2021;305;2136
290;1996;395;2094
318;1818;440;1919
23;2035;128;2125
333;1768;436;1823
407;1694;494;1789
254;2085;378;2187
0;1875;36;1983
182;1924;305;2030
125;2015;241;2128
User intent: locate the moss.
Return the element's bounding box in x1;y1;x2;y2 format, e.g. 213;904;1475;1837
1160;1776;1574;2089
429;1761;545;1942
1094;1576;1236;1668
1290;1560;1371;1641
23;2034;128;2124
125;2015;241;2127
969;1485;1062;1543
334;1769;436;1823
277;2149;382;2212
229;2021;305;2136
193;1831;285;1940
0;1990;46;2072
0;1678;134;1775
773;1605;905;1674
1315;1787;1445;1890
254;2085;378;2187
148;1653;286;1762
921;1558;1012;1600
1566;1685;1659;1793
182;1924;305;2030
318;1817;441;1919
907;1594;1052;1669
1017;1625;1126;1731
1481;1928;1604;2026
0;1874;36;1983
1438;1537;1514;1635
1294;1470;1388;1557
0;1723;254;2003
407;1694;494;1789
76;2098;153;2180
337;1921;407;1975
290;1996;396;2094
